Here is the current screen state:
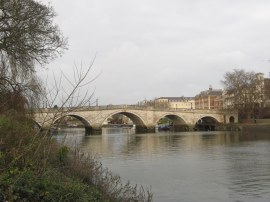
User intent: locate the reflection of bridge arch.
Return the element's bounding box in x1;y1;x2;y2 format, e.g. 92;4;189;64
156;113;189;131
103;111;148;133
195;116;219;131
54;114;92;134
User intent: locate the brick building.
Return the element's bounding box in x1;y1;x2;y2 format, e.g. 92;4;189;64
195;86;223;110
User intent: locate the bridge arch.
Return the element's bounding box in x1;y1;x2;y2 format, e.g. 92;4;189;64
103;110;148;133
53;114;92;135
155;113;189;132
195;116;219;131
27;117;42;130
33;120;42;129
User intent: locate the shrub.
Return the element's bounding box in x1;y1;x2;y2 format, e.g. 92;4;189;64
0;168;102;202
0;113;153;202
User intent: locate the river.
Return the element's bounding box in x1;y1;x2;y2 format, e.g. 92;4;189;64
55;128;270;202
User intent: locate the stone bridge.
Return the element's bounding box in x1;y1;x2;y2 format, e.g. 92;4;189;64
33;105;238;134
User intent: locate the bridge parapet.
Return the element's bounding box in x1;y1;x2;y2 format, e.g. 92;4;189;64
35;105;231;113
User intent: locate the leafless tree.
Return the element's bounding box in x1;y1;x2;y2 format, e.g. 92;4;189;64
0;0;67;112
221;69;263;120
0;1;153;201
0;0;67;73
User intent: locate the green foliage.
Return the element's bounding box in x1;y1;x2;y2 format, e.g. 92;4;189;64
0;168;102;202
0;152;4;165
0;114;38;170
0;112;153;202
57;145;70;163
0;113;32;133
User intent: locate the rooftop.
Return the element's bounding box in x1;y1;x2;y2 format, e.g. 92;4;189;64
156;96;195;101
195;86;222;97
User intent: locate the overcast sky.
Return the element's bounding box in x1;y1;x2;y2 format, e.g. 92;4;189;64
40;0;270;105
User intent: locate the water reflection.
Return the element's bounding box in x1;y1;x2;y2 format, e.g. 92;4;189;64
55;128;270;202
225;142;270;201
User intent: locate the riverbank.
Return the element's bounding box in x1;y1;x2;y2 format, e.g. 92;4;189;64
240;123;270;133
215;119;270;133
0;113;153;202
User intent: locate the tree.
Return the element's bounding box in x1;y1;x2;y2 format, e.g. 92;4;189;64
221;69;263;120
0;0;67;72
0;0;67;112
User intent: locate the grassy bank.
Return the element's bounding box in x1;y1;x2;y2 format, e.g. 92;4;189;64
0;112;153;201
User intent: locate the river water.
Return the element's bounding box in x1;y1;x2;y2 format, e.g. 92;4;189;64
55;128;270;202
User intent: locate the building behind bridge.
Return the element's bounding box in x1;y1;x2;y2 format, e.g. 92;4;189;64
193;73;270;114
154;97;195;109
139;72;270;113
195;85;223;110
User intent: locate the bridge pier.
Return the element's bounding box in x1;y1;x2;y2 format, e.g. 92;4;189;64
174;124;190;132
85;126;102;135
188;125;196;131
136;125;155;134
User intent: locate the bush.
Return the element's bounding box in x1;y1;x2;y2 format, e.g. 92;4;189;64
0;113;153;202
0;168;102;202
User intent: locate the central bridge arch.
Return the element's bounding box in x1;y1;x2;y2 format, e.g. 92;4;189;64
103;111;148;133
155;113;189;132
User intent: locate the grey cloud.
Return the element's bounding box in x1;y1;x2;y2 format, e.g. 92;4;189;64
41;0;270;104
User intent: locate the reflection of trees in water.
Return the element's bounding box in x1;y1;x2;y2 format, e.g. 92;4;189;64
122;135;185;154
238;132;270;142
56;129;269;159
199;132;240;147
224;141;270;200
56;130;243;157
83;132;241;157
